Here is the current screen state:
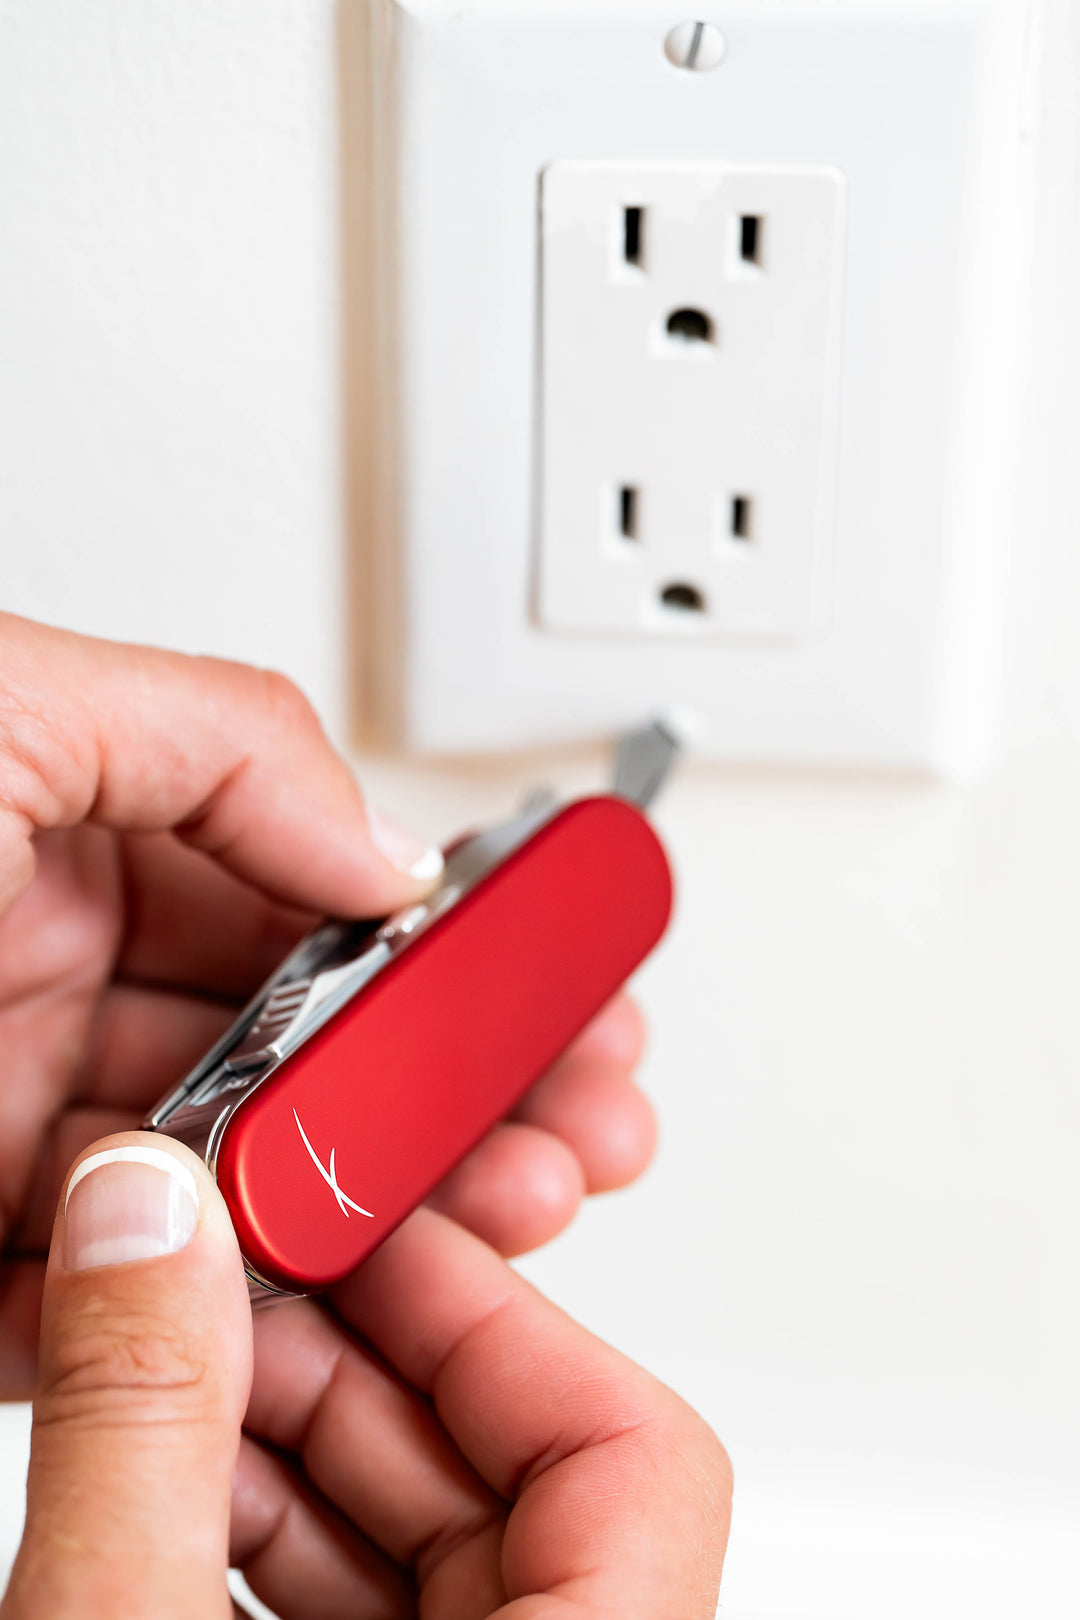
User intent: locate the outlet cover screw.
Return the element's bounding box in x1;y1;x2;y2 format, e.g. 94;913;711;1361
663;21;727;72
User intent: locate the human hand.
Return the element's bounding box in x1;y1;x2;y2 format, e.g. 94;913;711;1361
0;613;656;1393
2;1134;730;1619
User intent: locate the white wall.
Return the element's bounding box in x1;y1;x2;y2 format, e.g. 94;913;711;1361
1;3;1078;1615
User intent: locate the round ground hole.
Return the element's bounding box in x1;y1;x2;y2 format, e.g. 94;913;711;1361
665;307;715;345
659;582;707;613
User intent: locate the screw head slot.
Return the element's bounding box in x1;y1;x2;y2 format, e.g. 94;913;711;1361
663;21;727;72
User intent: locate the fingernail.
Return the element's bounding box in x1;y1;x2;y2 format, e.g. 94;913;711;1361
368;809;444;883
64;1148;199;1272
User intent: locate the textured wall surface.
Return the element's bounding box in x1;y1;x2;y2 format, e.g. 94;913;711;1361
1;3;1078;1615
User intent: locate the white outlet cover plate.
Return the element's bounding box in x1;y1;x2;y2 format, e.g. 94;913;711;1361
363;0;1032;774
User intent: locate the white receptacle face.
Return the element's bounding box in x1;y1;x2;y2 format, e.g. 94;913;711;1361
538;162;846;642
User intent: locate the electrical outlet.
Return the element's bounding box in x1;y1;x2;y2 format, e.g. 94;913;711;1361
358;0;1032;773
538;161;845;640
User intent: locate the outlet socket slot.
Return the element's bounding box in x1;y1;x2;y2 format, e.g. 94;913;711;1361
622;206;645;269
730;495;754;542
616;484;639;543
738;214;765;270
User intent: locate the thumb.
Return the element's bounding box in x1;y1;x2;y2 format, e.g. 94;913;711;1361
1;1134;252;1620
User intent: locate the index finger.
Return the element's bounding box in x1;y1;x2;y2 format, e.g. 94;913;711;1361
330;1209;732;1617
0;614;440;918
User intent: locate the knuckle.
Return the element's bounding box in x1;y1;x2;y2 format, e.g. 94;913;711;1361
702;1426;735;1507
255;666;322;735
678;1406;734;1500
37;1302;217;1432
693;1419;735;1490
649;1412;732;1616
189;655;321;741
674;1413;735;1552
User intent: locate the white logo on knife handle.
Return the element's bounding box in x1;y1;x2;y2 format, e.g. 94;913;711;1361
293;1109;374;1219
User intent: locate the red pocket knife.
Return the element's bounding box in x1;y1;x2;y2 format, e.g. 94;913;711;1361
147;722;677;1302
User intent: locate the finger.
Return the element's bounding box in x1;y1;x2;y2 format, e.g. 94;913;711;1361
0;989;106;1251
1;1132;252;1620
511;1056;657;1194
231;1434;412;1620
424;992;650;1248
0;1259;44;1399
75;980;238;1106
117;833;316;997
245;1297;505;1587
425;1121;585;1256
0;613;442;919
5;1106;139;1254
424;997;651;1254
331;1208;732;1619
561;992;647;1068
